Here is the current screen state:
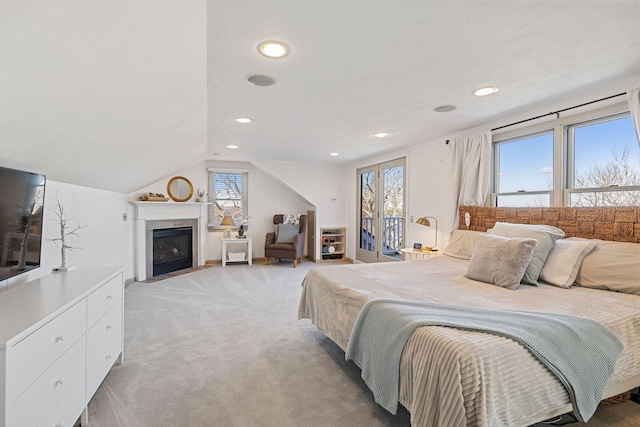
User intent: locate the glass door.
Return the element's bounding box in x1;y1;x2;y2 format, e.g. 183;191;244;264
356;158;406;262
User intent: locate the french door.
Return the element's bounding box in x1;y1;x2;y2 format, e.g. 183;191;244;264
356;158;406;263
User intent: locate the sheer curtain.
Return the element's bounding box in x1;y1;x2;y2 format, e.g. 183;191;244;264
627;87;640;147
450;130;492;229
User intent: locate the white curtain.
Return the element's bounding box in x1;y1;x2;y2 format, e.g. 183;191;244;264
627;87;640;147
450;130;492;229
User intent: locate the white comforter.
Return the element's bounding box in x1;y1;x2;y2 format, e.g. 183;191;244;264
297;256;640;427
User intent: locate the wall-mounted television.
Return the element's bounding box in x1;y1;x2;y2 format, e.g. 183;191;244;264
0;166;46;282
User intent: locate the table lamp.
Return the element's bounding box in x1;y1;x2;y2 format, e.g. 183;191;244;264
220;215;234;237
416;216;438;251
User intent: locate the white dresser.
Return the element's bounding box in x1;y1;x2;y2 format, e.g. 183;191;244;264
0;267;124;427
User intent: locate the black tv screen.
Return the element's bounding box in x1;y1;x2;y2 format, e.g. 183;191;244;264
0;166;46;282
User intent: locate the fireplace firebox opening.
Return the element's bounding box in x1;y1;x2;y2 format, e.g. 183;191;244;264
152;226;193;277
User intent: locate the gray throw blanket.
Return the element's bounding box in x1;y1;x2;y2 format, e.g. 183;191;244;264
345;299;623;422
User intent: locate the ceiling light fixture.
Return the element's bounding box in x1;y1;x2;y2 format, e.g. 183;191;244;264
235;117;252;123
330;152;339;157
226;144;239;149
257;41;289;58
434;105;457;113
246;74;276;87
373;132;389;138
472;86;499;97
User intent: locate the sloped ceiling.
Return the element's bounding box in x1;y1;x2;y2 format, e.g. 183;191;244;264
1;1;639;194
0;0;208;194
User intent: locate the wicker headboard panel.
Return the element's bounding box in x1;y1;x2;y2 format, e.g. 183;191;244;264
458;206;640;243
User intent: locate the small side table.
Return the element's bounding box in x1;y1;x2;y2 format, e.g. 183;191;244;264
400;248;440;261
222;237;252;267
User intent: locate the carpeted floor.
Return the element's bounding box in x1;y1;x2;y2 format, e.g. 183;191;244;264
86;261;640;427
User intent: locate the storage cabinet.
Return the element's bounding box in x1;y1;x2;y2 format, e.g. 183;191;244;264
0;266;124;427
320;227;346;261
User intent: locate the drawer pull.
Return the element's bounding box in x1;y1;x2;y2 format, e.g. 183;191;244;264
106;354;112;361
55;421;64;427
54;334;65;343
106;295;113;300
54;377;65;387
106;324;113;331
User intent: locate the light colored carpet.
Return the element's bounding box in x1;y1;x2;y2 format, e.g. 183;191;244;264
86;262;640;427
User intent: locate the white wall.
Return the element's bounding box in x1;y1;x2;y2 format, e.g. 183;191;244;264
131;160;314;262
1;180;130;291
251;159;349;259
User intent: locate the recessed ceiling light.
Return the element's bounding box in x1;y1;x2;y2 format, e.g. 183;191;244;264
472;86;499;97
246;74;276;87
330;152;339;157
257;41;289;58
235;117;252;123
434;105;457;113
373;132;389;138
226;144;239;149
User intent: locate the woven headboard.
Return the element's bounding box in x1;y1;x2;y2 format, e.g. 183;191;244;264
458;206;640;243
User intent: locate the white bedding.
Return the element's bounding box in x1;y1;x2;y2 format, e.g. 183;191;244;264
297;255;640;427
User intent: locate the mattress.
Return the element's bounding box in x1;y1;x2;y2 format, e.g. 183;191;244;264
297;255;640;427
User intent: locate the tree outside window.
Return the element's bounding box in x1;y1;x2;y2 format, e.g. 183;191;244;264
208;171;248;228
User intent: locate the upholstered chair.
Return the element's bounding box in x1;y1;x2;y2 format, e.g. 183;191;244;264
264;214;307;268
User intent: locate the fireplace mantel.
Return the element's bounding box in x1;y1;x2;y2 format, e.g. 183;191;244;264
131;202;209;281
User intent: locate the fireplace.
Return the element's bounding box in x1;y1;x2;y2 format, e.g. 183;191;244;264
152;227;193;276
132;202;208;281
143;218;199;280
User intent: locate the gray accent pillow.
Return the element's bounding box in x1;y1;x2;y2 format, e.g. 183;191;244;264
276;224;299;243
465;234;537;290
488;222;565;286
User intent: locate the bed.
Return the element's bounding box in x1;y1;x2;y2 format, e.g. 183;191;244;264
298;206;640;427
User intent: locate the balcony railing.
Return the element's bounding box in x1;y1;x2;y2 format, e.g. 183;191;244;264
360;216;403;256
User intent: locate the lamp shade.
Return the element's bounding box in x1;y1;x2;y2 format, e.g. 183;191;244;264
220;216;235;227
416;216;438;249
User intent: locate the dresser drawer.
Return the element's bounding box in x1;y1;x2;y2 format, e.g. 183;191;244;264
86;327;121;401
8;335;86;427
38;369;85;427
7;299;87;402
87;302;122;364
87;275;122;327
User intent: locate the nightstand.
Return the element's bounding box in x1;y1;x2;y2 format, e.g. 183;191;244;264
400;248;440;260
222;237;252;267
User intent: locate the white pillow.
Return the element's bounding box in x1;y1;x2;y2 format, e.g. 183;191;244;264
574;238;640;295
443;230;484;259
539;239;596;288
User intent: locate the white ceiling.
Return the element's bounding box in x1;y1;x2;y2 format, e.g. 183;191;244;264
207;0;640;163
1;1;639;193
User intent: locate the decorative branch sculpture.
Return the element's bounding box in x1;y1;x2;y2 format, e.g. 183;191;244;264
49;197;85;271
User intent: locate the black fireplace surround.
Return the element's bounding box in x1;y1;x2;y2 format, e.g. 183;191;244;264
152;226;193;277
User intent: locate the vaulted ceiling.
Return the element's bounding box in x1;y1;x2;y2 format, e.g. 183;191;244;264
1;1;639;193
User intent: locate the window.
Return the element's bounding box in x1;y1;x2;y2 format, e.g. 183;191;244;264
208;170;248;228
492;105;640;207
493;132;554;207
568;114;640;207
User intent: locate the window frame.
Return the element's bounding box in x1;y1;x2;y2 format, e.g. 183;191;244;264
491;101;639;207
492;129;555;207
565;111;640;207
207;169;249;231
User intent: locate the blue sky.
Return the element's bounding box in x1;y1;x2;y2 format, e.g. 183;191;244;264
499;115;640;195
